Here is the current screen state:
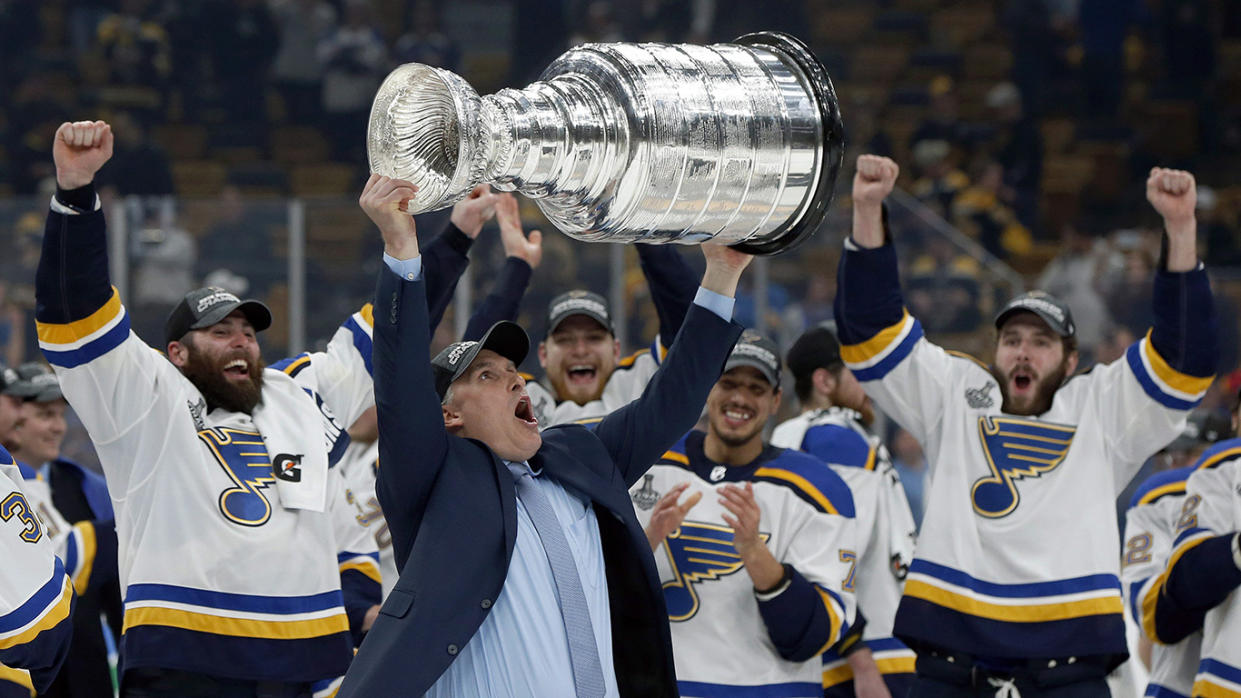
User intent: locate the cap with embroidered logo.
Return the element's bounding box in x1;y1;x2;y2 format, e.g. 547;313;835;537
994;291;1075;338
724;331;782;388
432;321;530;400
165;287;273;345
546;290;613;335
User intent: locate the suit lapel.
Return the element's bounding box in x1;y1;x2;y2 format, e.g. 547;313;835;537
532;443;628;516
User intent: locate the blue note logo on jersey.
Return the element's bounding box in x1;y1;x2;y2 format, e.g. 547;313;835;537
199;427;277;527
971;417;1076;518
661;521;769;621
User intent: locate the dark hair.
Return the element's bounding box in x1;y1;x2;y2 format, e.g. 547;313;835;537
793;361;842;404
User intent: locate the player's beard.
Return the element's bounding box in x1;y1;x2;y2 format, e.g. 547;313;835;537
181;346;265;415
993;360;1069;417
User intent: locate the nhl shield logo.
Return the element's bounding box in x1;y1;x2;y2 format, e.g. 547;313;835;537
632;474;660;510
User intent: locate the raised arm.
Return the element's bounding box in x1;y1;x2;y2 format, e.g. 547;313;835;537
591;245;749;486
636;243;698;352
463;193;541;341
423;184;499;330
359;176;452;570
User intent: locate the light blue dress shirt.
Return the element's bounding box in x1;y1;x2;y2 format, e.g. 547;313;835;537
382;253;734;696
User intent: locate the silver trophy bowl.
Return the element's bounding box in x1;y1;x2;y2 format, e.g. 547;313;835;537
367;31;843;255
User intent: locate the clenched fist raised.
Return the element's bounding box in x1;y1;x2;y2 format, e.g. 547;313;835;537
852;154;899;209
54;121;114;190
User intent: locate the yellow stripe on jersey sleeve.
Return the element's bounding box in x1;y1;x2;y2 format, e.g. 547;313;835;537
1142;330;1213;396
358;303;374;328
753;467;838;515
839;310;911;365
0;577;74;651
813;586;844;656
36;288;123;345
71;521;97;596
1141;532;1212;642
0;664;33;696
339;560;382;585
660;450;689;466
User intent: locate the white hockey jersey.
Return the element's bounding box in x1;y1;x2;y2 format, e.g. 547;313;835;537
526;342;663;427
630;431;857;697
36;291;380;683
337;439;398;599
1123;463;1205;697
1165;442;1241;697
772;407;918;691
0;449;75;696
841;317;1207;660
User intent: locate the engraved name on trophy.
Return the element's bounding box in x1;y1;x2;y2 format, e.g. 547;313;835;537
367;31;843;254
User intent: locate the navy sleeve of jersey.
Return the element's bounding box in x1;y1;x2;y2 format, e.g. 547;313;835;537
832;226;907;349
0;560;77;695
757;565;846;662
421;222;474;332
1158;532;1241;642
340;558;383;647
36;184;114;325
637;244;697;347
800;424;874;470
464;257;533;341
1148;265;1217;378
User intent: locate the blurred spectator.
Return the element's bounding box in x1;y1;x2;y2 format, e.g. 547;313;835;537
207;0;278;123
568;1;624;46
910;139;970;219
1102;229;1156;337
911;77;975;153
984;82;1042;227
1036;222;1113;354
1161;0;1215;91
1078;0;1137;120
95;0;173;89
393;0;460;71
0;282;25;367
1002;0;1071;117
889;427;927;530
511;0;569;83
621;0;696;42
0;0;40;90
906;236;984;333
196;185;278;297
951;159;1033;262
1198;186;1241;267
318;0;388;161
95;112;175;197
1095;324;1137;365
6;76;71;194
129;208;198;345
271;0;336;125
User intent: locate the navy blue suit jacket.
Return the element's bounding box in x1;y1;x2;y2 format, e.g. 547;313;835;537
338;267;743;697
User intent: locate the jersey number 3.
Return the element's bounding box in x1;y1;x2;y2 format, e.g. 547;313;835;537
1;491;44;543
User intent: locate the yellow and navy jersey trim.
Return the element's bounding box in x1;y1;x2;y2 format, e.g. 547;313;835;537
275;353;312;378
62;521;98;596
311;675;343;698
814;582;850;654
1194;440;1241;472
0;663;34;696
840;310;923;382
1143;684;1190;698
0;559;74;654
338;551;381;585
36;287;130;369
1126;331;1213;410
341;304;374;376
823;637;916;690
896;558;1127;658
122;583;349;639
676;680;822;697
1195;659;1241;697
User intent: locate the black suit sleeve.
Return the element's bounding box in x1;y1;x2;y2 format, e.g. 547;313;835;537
421;223;474;331
593;300;743;487
464;257;533;341
636;244;697;348
372;267;453;572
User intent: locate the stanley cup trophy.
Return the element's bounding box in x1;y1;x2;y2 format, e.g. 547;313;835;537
367;31;843;255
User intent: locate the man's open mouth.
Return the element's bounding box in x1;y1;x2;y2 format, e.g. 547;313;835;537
567;365;597;386
515;395;538;426
223;359;250;380
722;406;755;429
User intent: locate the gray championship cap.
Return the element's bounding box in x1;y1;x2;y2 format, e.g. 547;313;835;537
165;287;273;345
546;290;614;335
724;331;782;388
994;290;1075;338
6;363;63;403
432;321;531;400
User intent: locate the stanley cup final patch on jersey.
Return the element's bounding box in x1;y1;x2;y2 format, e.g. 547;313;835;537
632;474;660;511
971;417;1076;519
965;382;996;409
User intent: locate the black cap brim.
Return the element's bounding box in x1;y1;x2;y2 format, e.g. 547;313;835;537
191;299;273;335
724;357;780;388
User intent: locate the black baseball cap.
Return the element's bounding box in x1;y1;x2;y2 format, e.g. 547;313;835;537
724;331;782;388
165;287;273;346
994;291;1075;338
786;324;843;382
546;290;613;335
6;363;63;403
0;361;17;395
1166;408;1234;452
432;321;530;400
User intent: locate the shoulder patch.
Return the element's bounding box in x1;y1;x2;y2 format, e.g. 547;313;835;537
800;424;874;471
1129;464;1195;508
271;352;312;378
753;449;855;518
